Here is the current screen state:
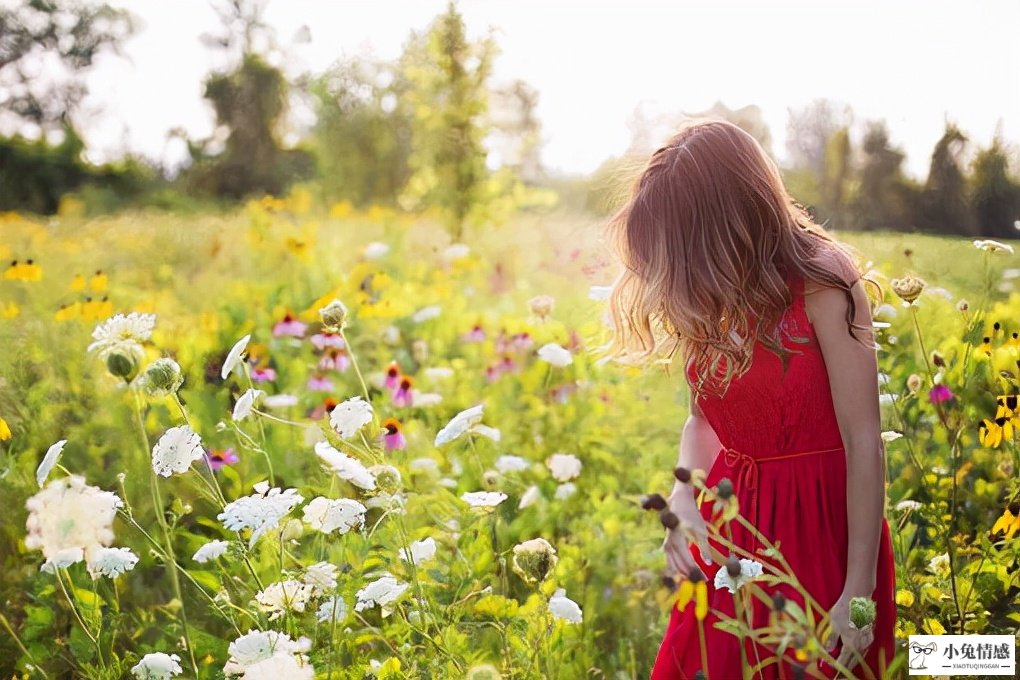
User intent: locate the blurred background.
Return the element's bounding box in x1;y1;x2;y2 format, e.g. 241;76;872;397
2;0;1018;237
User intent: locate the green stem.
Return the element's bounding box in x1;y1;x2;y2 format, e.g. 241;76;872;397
242;363;275;485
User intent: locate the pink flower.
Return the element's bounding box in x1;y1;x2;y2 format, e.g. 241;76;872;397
381;418;407;451
392;376;414;407
384;361;402;390
250;367;277;382
462;324;486;342
317;349;350;372
512;332;533;352
205;448;239;471
485;364;501;383
307;374;334;392
310;331;346;350
273;314;307;338
929;384;954;404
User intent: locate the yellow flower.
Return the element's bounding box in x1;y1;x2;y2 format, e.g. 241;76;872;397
991;503;1020;539
3;259;42;281
0;301;19;319
996;394;1019;419
979;416;1012;448
70;273;86;292
55;301;82;321
895;589;915;607
675;569;708;621
89;270;108;293
329;200;352;219
0;417;11;441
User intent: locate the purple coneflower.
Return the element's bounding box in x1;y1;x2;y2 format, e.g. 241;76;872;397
310;331;346;350
307;374;334;392
205;448;239;471
929;384;954;404
317;349;350;372
384;361;401;390
381;418;407;451
250;366;277;382
273;313;307;338
463;324;486;342
392;376;414;407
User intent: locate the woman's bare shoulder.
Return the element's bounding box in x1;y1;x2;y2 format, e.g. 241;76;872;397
802;247;862;296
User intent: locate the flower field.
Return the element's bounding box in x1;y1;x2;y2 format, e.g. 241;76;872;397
0;196;1018;679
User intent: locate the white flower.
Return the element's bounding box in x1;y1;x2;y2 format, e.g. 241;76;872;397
895;499;922;512
874;302;898;319
316;595;348;623
442;243;470;261
518;485;541;509
218;482;304;547
303;561;338;595
302;495;367;534
537;342;573;367
314;441;376;490
355;574;409;615
546;452;582;482
363;491;406;512
412;305;442;323
263;394;298;409
36;439;67;488
548;587;583;623
364;241;390;259
328;396;374;439
131;652;182;679
495;454;530;473
973;239;1014;254
151;425;204;477
423;366;454;380
87;312;156;357
86;546;139;579
928;552;950;577
880;431;903;443
588;285;613;301
471;424;501;442
554;482;577;500
223;630;311;676
242;652;314;679
713;558;764;593
434;403;485;446
255;580;314;620
193;539;230;563
399;536;437;565
222;333;251;379
461;491;508;508
408;457;440;475
233;388;265;421
25;475;122;572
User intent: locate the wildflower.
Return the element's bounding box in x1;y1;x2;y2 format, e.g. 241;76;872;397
250;366;277;382
519;485;542;509
301;495;367;534
399;536;437;565
443;243;470;261
306;374;334;392
463;323;486;342
546;452;582;482
434;403;486;446
139;358;184;397
272;313;307;338
991;503;1020;539
70;273;86;292
495;454;530;473
151;425;205;477
313;596;347;627
221;334;251;379
714;556;764;593
511;537;558;583
890;275;926;303
676;567;709;620
318;299;349;331
880;431;903;443
35;439;67;488
25;475;123;572
380;418;407;451
218;482;304;547
554;482;577;499
906;374;922;394
193;539;230;563
86;546;139;579
354;574;409;615
364;241;390;259
849;596;877;629
223;630;312;676
314;441;376;490
131;652;183;679
996;394;1019;418
256;580;314;620
105;344;145;382
956;299;969;312
3;259;42;281
392;375;414;407
979;416;1012;447
929;384;953;405
537;342;573;367
895;499;922;512
411;338;429;363
87;312;156;358
328;395;374;439
303;561;338;595
310;331;345;351
461;490;508;508
412;305;442;323
548;587;583;623
927;553;950;578
0;416;10;441
205;448;240;471
263;394;298;409
528;295;555;320
90;269;108;292
973;239;1014;254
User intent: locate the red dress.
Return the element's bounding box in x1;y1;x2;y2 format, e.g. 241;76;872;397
649;271;897;680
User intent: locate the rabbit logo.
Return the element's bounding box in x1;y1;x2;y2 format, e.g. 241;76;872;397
908;640;937;670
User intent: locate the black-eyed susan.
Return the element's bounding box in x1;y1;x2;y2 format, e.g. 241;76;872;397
70;273;86;292
90;269;108;293
55;301;82;321
381;418;407;451
4;259;42;281
980;336;993;357
991;502;1020;540
676;566;709;620
0;301;18;319
979;416;1013;448
996;394;1019;419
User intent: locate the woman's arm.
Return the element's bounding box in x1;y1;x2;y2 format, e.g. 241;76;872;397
806;275;885;598
669;390;723;505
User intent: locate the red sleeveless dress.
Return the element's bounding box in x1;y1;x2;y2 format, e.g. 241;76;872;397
649;271;898;680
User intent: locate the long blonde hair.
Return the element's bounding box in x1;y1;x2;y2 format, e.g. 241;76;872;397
596;116;879;398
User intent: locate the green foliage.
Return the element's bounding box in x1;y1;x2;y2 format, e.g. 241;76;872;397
969;134;1020;239
918;123;974;235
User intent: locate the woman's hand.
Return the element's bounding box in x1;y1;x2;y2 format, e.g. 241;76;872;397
661;486;713;579
823;593;875;675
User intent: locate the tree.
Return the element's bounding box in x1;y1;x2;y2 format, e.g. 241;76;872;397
918;121;974;235
0;0;133;135
850;120;918;231
969;128;1020;238
398;1;496;239
488;79;543;184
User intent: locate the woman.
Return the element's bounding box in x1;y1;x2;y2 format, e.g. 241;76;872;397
599;118;897;679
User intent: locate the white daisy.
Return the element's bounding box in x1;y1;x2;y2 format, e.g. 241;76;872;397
151;424;204;477
548;587;583;623
302;561;338;595
328;396;374;439
301;496;367;534
495;455;530;473
316;595;348;623
313;441;376;490
537;342;573;367
131;652;182;679
460;491;508;508
86;546;139;579
895;499;922;512
354;574;409;615
25;475;122;572
87;312;156;357
192;539;230;563
713;558;764;593
434;403;485;446
36;439;67;488
223;630;311;676
233;388;264;422
221;333;251;380
255;580;315;620
217;482;304;547
973;239;1014;254
399;536;437;565
242;652;314;679
546;452;582;482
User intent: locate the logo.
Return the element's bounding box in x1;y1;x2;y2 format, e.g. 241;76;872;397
908;635;1015;675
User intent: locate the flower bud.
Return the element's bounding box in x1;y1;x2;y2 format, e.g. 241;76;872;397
659;508;679;530
716;478;734;499
891;275;925;303
139;357;184;397
956;299;969;312
411;338;429;363
641;493;668;511
849;595;877;629
528;294;555;320
931;351;945;368
725;555;742;578
688;566;705;583
106;345;143;382
772;591;787;612
511;537;558;584
907;373;923;394
674;466;691;483
318;299;349;331
481;468;501;490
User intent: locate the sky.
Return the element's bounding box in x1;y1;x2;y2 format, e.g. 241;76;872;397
75;0;1020;180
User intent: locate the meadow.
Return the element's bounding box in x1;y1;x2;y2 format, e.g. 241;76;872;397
0;193;1018;679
